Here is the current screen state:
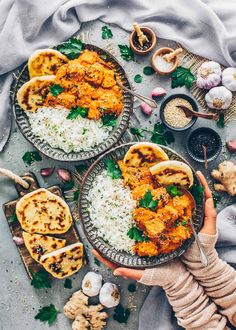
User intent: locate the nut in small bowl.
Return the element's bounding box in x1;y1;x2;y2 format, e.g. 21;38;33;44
152;47;179;75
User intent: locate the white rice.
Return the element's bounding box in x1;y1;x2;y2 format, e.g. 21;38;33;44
27;106;112;153
87;170;136;252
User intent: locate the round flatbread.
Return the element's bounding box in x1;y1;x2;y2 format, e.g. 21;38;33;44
28;49;68;78
16;188;73;234
17;75;55;111
123;142;169;167
150;160;194;188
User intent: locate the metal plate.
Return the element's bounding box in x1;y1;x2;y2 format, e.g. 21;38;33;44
11;44;133;161
79;142;205;269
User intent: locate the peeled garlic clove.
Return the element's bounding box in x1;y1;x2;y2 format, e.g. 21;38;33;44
57;168;72;182
40;167;54;177
226;140;236;153
151;87;167;98
82;272;102;297
99;283;120;308
13;236;24;246
140;102;153;116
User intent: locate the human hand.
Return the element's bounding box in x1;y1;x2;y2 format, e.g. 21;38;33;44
92;249;144;281
196;171;217;235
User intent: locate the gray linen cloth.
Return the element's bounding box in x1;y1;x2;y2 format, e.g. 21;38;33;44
1;0;236;150
1;1;236;329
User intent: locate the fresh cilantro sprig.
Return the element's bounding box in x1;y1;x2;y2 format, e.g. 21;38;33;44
62;180;75;191
217;113;225;128
22;151;42;166
94;257;101;266
130;127;144;138
151;122;175;146
139;190;158;211
64;278;72;289
30;269;52;289
118;45;134;61
67;107;88;119
190;181;204;204
49;84;63;97
105;159;122;179
166;186;183;197
127;226;149;242
134;74;142;83
171;65;196;89
102;26;113;39
101;114;117;127
143;66;155;75
35;304;60;325
113;304;130;324
9;213;17;224
57;37;84;59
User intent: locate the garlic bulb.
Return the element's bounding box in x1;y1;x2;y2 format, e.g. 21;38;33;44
222;67;236;91
99;283;120;308
197;61;221;90
205;86;232;110
82;272;102;297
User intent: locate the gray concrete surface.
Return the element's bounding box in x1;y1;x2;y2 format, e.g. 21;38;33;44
0;20;235;330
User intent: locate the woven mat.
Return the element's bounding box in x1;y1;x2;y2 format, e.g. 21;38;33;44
180;48;236;124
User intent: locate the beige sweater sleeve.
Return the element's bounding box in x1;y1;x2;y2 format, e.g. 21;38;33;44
139;260;228;330
181;232;236;326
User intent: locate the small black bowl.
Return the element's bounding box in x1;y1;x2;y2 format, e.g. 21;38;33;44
160;94;198;132
186;127;222;163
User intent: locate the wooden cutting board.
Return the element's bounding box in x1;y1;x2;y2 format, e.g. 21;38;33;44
3;172;83;279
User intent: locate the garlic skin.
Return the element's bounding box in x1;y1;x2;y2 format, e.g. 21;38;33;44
222;67;236;91
205;86;232;110
140;102;153;116
151;87;167;98
82;272;102;297
99;283;120;308
56;168;72;182
13;236;24;246
197;61;221;90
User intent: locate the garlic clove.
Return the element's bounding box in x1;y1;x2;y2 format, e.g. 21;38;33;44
151;87;167;98
99;283;120;308
140;102;153;116
57;168;72;182
13;236;24;246
82;272;103;297
226;140;236;153
40;167;55;177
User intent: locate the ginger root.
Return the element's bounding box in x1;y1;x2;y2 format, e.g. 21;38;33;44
211;161;236;196
64;290;108;330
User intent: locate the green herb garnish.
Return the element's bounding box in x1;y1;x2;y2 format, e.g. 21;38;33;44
94;257;101;266
35;304;60;325
130;127;144;138
22;151;42;166
75;164;88;172
181;220;188;226
49;84;63;97
118;45;134;61
217;113;225;128
73;189;80;204
128;283;136;293
134;74;142;83
127;226;149;242
105;159;122;179
100;54;108;60
102;26;113;39
57;37;84;59
67;107;88;119
143;66;155;75
190;182;204;204
9;213;17;224
62;180;74;191
101;114;117;127
64;278;72;289
166;186;183;197
30;269;52;289
139;190;158;211
150;122;175;146
171;65;196;89
113;304;130;324
213;192;220;208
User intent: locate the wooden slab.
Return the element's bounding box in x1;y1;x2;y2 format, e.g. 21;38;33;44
3;172;84;279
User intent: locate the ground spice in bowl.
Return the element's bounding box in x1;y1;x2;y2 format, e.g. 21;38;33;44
163;98;193;128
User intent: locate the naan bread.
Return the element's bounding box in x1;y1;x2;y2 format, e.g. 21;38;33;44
40;242;84;279
28;49;68;78
16;188;73;234
23;232;66;263
150;160;194;188
17;75;55;111
123;142;169;167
